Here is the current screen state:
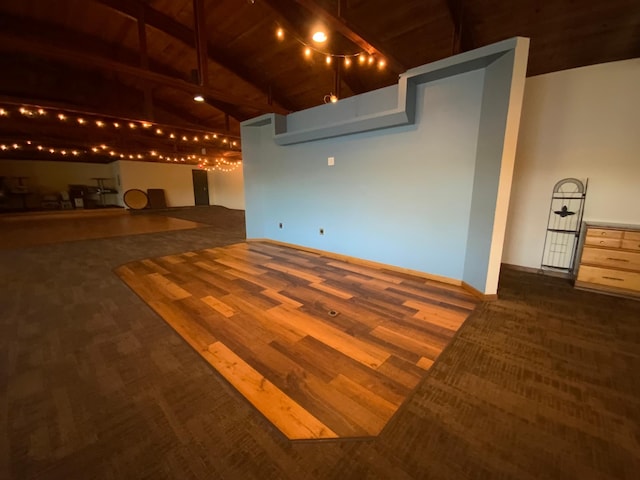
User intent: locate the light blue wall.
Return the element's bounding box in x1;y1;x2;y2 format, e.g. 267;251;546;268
242;70;485;279
463;51;516;291
241;39;527;292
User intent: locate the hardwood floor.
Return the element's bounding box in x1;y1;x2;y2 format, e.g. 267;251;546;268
0;208;205;249
116;241;479;440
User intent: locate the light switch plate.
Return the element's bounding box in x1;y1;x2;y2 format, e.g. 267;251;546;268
328;156;335;166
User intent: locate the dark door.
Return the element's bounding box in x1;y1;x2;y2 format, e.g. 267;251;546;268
192;169;209;206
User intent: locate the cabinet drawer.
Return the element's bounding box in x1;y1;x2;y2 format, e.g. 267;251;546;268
577;265;640;292
624;231;640;242
581;247;640;270
584;236;622;248
586;228;623;239
622;239;640;251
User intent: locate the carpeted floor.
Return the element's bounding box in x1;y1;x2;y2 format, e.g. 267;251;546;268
1;206;639;479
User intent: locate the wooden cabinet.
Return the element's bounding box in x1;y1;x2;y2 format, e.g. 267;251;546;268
575;223;640;298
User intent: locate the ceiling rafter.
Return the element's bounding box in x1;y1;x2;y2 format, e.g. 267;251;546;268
0;33;279;116
0;13;257;125
259;0;365;96
443;0;474;54
290;0;407;74
92;0;297;112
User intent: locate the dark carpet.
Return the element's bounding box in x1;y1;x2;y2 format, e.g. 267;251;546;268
1;206;639;479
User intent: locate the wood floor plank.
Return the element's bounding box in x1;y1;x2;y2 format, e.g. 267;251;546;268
329;373;398;421
416;356;434;370
325;261;404;284
269;304;391;369
116;241;479;440
263;262;324;284
310;282;353;299
371;325;444;361
274;336;408;407
203;341;338;440
212;257;269;276
146;273;192;301
260;289;304;308
147;300;217;352
141;259;170;275
223;267;291;292
201;295;235;318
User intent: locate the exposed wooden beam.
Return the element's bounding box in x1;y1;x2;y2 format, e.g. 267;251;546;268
290;0;406;73
192;0;208;87
0;33;280;114
136;4;154;120
0;13;251;125
92;0;296;111
444;0;474;53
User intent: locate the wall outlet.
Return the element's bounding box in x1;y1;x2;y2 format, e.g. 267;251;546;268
278;222;283;229
328;156;335;166
319;228;324;235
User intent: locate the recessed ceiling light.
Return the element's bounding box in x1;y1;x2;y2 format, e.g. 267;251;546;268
194;94;205;102
312;31;327;43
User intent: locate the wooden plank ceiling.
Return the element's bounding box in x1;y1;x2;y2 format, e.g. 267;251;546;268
0;0;638;165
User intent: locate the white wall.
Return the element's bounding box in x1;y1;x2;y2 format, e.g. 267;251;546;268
503;58;640;268
209;168;244;210
0;159;115;193
117;160;200;208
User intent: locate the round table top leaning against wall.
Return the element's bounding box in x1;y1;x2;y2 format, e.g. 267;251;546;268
123;189;149;210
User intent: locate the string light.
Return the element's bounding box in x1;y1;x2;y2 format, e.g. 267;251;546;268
0;139;240;168
0;104;242;166
312;31;327;43
199;157;242;173
277;26;384;72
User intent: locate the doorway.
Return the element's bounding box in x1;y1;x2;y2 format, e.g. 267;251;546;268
192;169;209;206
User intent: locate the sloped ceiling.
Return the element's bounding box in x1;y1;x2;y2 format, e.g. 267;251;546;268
0;0;638;164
